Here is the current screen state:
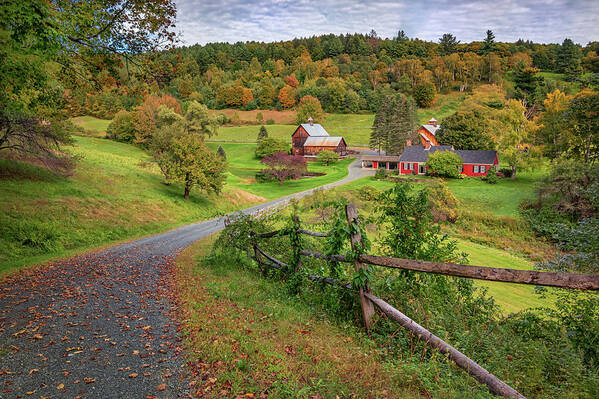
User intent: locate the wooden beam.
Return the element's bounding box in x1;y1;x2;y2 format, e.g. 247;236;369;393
359;254;599;290
364;292;526;399
299;250;599;291
346;204;375;331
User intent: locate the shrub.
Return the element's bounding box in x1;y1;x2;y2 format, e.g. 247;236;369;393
374;168;387;180
484;169;499;184
357;185;379;201
316;150;339;165
499;167;513;178
265;119;275;125
428;180;460;223
260;152;306;185
425;151;462;178
107;110;135;143
254;137;289;159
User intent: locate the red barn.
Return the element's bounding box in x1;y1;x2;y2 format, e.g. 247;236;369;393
417;118;440;147
361;145;499;177
292;118;347;156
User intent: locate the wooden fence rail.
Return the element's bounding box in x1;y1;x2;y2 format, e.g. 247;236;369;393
245;203;599;398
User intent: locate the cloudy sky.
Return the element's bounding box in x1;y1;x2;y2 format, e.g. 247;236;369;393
174;0;598;46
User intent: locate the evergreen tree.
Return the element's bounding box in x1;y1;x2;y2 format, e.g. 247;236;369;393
556;38;582;79
217;145;226;160
481;30;496;54
257;125;268;142
370;97;391;154
386;95;417;155
438;33;460;55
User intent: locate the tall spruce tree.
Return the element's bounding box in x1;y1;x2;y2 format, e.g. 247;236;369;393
481;30;496;54
371;95;417;155
257;125;268;142
370;97;392;154
387;95;417;155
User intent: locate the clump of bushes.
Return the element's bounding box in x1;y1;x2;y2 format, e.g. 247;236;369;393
316;150;339;165
356;185;379;201
254;137;288;159
425;151;462;178
484;169;498;184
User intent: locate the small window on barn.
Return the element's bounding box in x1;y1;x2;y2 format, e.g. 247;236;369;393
480;166;486;173
474;165;479;173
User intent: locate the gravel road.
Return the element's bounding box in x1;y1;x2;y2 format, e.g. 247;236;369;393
0;158;373;398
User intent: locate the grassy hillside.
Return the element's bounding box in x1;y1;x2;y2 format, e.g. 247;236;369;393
70;115;111;136
0;137;263;274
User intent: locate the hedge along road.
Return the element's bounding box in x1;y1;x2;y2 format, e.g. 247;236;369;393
0;156;374;398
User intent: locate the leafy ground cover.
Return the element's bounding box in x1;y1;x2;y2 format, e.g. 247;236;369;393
206;143;353;199
176;236;428;398
0;137;264;274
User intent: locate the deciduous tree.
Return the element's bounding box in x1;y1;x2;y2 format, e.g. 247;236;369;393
296;95;324;124
260;152;306;185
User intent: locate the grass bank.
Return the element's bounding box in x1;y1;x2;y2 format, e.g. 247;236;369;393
0;137;263;274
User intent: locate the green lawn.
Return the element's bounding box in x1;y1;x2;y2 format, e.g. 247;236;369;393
456;240;553;314
70;115;111;135
207;143;353;199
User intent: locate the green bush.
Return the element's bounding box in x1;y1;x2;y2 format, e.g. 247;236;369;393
425;151;462;178
316;150;339;165
499;167;513;178
374;168;387;180
106;110;135;143
484;169;498;184
412;82;436;107
265;119;275;125
254;137;289;159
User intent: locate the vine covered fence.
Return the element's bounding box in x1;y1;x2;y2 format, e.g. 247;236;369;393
233;204;599;399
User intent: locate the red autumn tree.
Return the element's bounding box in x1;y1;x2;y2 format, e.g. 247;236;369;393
261;152;307;185
284;73;300;88
278;85;296;109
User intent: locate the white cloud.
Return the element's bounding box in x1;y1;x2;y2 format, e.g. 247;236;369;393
174;0;599;45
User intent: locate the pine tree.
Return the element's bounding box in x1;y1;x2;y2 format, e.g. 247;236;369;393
217;145;226;160
257;125;268;142
370;97;392;154
387;95;417;155
481;30;496;54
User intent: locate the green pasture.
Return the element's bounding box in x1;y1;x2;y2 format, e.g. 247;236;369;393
207;143;353;199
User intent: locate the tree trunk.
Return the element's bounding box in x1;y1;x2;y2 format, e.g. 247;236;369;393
184;172;191;199
511;165;516;180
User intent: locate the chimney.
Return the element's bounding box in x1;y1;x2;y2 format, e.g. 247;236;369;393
307;116;314;126
429;118;437;126
406;139;412;147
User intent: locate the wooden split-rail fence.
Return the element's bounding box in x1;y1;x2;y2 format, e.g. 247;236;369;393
245;204;599;399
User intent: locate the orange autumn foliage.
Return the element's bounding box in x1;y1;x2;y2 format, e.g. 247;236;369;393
278;85;296;109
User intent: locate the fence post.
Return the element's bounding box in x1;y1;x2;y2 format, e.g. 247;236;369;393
345;204;375;331
291;215;303;272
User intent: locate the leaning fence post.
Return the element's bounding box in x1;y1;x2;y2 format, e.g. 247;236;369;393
345;204;375;331
251;232;266;276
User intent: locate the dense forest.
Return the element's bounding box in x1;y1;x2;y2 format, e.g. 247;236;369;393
63;30;599;119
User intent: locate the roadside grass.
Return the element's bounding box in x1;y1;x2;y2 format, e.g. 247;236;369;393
70;115;111;136
207;143;353;200
0;136;263;274
176;236;425;398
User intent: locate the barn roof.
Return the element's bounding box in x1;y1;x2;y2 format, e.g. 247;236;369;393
303;136;344;147
300;123;330;137
421;124;441;136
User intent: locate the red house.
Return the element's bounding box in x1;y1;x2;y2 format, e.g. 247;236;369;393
292;118;347;156
361;145;499;177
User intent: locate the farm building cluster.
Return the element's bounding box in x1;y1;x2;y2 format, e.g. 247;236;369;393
361;118;499;177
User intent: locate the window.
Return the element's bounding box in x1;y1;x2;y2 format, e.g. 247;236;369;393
389;162;397;170
473;165;479;173
480;166;486;173
410;163;414;170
